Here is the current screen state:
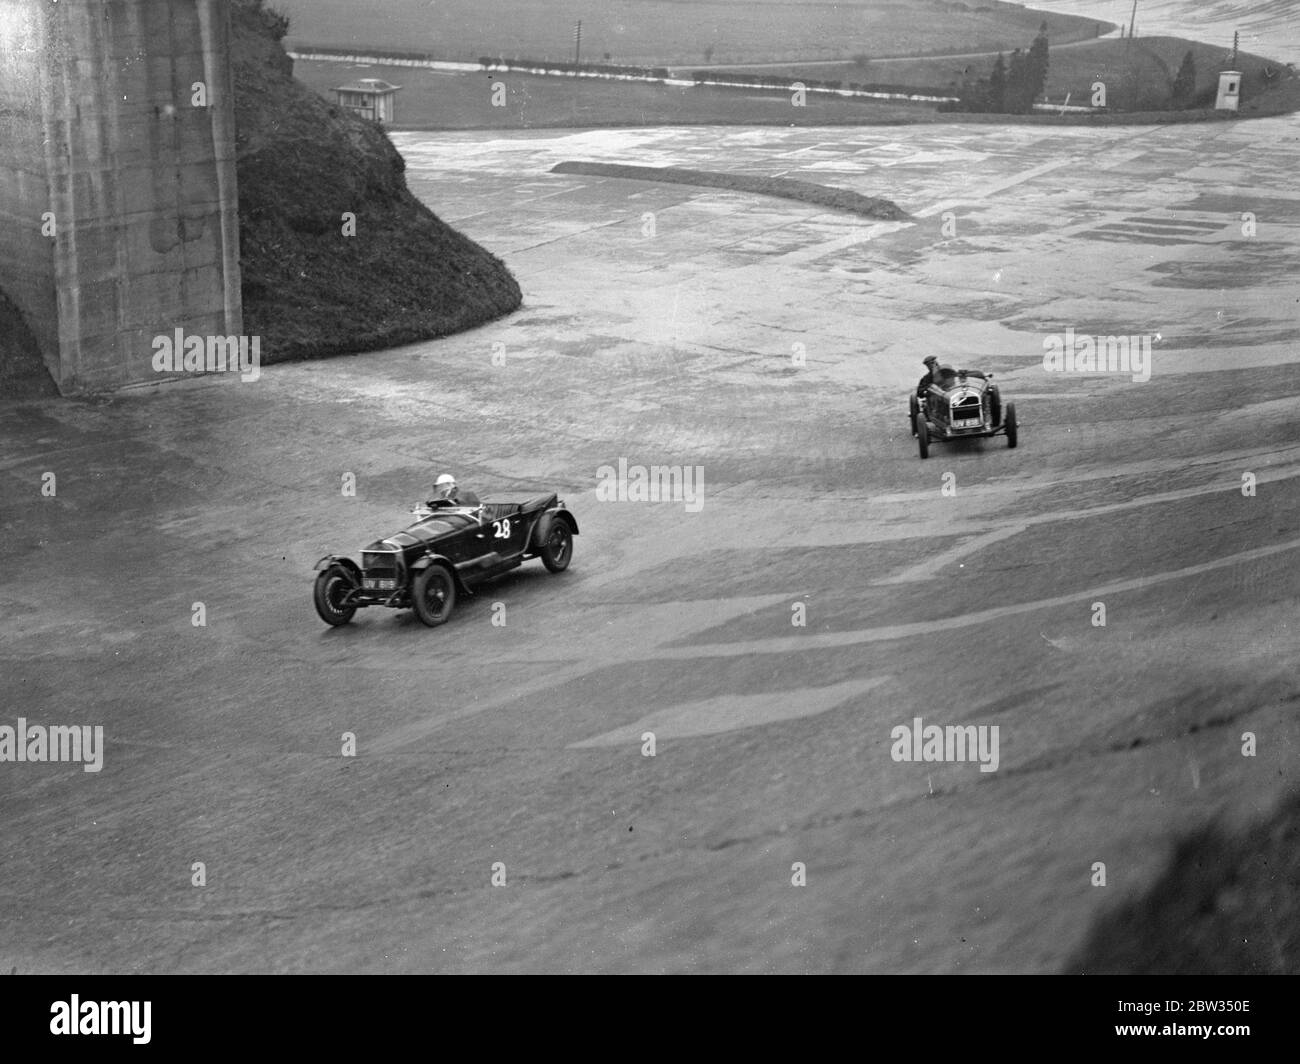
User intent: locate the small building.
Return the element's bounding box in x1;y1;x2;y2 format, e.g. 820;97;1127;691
1215;70;1242;111
333;78;401;123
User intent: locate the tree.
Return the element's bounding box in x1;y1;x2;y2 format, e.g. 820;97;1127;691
1026;22;1050;105
989;52;1007;113
1006;48;1029;112
953;70;986;112
1170;50;1197;108
998;25;1050;114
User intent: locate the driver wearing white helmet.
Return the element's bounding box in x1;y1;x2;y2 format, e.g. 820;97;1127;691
430;473;480;508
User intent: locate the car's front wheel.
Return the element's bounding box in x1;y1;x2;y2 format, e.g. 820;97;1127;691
537;516;573;573
412;566;456;627
1005;402;1018;448
909;393;920;437
917;418;930;460
314;565;357;627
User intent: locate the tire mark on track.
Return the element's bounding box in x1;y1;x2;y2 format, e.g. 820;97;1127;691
657;537;1300;658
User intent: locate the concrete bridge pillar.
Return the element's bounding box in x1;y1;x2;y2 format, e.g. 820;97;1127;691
0;0;242;394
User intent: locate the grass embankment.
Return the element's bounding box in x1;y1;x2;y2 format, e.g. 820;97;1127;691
1068;788;1300;973
281;0;1106;67
767;35;1295;115
232;0;521;363
292;30;1299;132
550;162;911;221
292;60;937;130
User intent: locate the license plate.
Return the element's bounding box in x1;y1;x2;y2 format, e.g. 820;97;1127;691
364;578;396;590
954;418;980;428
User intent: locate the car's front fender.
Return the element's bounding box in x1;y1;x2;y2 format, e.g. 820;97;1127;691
314;555;361;582
549;507;579;536
409;552;458;572
529;507;579;551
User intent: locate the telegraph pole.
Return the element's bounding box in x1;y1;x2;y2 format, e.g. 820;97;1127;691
1124;0;1137;110
574;20;582;66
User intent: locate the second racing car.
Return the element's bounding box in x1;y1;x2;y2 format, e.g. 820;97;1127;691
909;366;1017;460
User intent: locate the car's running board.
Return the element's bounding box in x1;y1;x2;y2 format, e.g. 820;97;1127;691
464;558;523;585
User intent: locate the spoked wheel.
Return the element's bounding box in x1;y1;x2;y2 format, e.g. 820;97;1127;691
917;418;930;460
314;565;357;627
538;517;573;573
412;566;456;627
1005;402;1018;449
909;393;920;437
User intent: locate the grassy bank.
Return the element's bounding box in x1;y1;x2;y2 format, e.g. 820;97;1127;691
231;0;521;364
765;35;1293;113
293;52;1300;132
1068;788;1300;973
280;0;1107;67
291;59;937;130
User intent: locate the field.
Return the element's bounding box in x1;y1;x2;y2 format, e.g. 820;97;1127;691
755;36;1286;108
292;60;937;131
293;40;1299;132
277;0;1107;66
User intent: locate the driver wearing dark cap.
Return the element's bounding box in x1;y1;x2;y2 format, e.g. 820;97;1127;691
917;355;940;398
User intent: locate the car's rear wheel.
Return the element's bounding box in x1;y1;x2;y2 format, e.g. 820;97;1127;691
1005;403;1018;448
917;418;930;459
537;516;573;573
314;565;357;627
909;393;920;436
412;566;456;627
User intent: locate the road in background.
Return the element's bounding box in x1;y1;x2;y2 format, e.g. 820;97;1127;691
1035;0;1300;63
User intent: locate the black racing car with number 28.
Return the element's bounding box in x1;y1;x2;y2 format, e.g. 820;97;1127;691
313;492;578;628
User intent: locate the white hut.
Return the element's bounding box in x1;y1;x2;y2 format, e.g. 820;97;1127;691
1215;71;1242;111
334;79;402;123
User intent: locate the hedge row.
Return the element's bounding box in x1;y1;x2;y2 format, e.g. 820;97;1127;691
689;70;954;97
479;57;671;80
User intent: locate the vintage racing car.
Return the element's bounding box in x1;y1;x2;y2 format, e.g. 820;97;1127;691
313;492;578;627
909;368;1017;459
